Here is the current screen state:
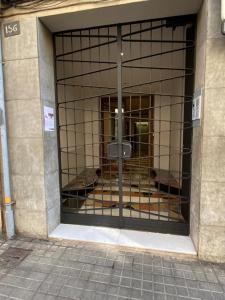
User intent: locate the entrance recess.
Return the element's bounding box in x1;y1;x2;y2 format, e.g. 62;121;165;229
55;16;195;235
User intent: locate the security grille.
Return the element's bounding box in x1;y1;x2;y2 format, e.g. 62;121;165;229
54;15;195;235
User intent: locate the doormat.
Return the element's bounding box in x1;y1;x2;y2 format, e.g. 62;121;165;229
0;247;32;268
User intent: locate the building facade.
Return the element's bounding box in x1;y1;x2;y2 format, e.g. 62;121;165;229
0;0;225;263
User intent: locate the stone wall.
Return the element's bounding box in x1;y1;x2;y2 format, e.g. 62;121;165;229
2;17;48;237
37;20;60;235
190;0;225;263
198;0;225;263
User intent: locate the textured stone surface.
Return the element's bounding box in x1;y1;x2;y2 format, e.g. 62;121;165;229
201;137;225;183
2;18;38;61
205;38;225;89
191;0;225;264
199;225;225;263
14;209;47;237
47;205;60;234
191;127;202;181
190;178;201;250
8;138;44;176
200;181;225;227
190;0;207;255
207;0;223;39
4;58;40;101
6;99;42;139
11;175;45;211
45;171;60;211
203;88;225;137
38;20;60;235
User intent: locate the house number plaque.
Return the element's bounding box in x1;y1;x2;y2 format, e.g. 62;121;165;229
3;21;20;38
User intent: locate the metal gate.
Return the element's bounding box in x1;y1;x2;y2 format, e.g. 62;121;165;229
54;15;195;235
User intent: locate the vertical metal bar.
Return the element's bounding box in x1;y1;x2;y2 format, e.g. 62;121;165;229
53;36;63;218
182;24;195;226
138;22;142;220
149;21;152;221
129;24;132;219
62;34;70;186
117;25;123;227
158;21;162;221
129;95;132;218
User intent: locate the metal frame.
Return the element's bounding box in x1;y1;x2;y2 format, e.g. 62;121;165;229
54;15;196;235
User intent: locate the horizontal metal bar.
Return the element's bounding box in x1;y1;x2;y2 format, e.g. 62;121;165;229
57;59;116;65
123;65;191;72
58;115;192;127
58;91;117;105
122;24;166;38
123;207;182;222
122;38;194;44
60;173;190;188
59;140;192;152
57;83;116;90
119;91;193;99
58;125;192;136
56;39;117;58
56;34;117;38
57;66;116;82
123;74;189;90
63;207;118;213
57;96;192;112
123;46;194;64
59;151;192;160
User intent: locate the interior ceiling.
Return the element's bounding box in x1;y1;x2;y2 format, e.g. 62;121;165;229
41;0;202;33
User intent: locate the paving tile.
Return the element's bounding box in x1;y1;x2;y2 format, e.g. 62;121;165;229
38;282;62;296
80;289;96;300
131;278;142;289
155;293;167;300
0;238;225;300
9;287;35;300
59;285;83;299
33;293;57;300
211;292;225;300
142;290;154;299
176;287;188;297
120;277;131;287
165;285;177;295
107;284;119;295
0;283;13;296
166;295;178;300
104;295;117;300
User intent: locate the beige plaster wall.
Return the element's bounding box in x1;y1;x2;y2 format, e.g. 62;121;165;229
37;20;60;235
190;0;225;263
198;0;225;263
190;0;207;253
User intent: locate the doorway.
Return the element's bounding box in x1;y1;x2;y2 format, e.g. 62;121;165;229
55;16;195;235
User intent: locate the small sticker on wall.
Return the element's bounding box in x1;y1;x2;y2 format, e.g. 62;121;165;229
192;89;202;121
44;106;55;131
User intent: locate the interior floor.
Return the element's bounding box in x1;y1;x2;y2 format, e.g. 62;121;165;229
62;165;183;222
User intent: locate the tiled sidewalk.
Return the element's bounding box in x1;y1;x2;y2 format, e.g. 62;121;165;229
0;237;224;300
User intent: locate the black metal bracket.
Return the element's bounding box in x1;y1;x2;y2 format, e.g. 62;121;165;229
107;141;132;160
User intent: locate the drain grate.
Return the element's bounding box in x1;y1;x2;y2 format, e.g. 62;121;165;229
0;247;32;268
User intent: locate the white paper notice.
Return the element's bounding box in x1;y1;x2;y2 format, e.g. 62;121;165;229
44;106;55;131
